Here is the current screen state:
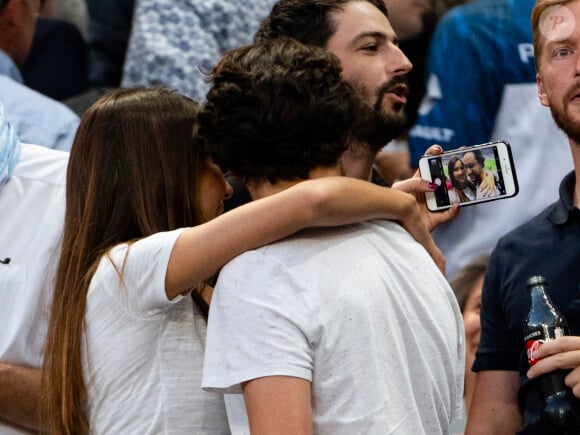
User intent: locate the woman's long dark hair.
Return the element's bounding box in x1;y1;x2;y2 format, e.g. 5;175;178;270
42;87;207;434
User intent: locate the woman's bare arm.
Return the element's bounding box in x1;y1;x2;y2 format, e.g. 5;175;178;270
165;176;442;299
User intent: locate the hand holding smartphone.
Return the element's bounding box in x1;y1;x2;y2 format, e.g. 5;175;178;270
419;140;519;212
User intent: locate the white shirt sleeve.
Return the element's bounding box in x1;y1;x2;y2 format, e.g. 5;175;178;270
202;249;317;393
91;228;187;318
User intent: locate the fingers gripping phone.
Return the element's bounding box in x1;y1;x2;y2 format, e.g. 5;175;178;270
419;140;519;212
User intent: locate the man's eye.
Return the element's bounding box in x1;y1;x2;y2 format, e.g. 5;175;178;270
554;48;572;58
361;45;379;52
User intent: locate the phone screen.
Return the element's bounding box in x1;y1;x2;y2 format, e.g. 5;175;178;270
419;141;518;211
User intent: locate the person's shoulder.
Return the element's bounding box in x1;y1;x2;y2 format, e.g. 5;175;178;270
0;76;78;119
0;76;79;148
362;219;437;257
13;143;68;186
495;200;558;249
219;223;372;269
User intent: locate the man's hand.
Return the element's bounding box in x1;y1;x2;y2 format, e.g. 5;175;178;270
527;336;580;398
395;196;446;274
392;144;460;232
480;171;497;197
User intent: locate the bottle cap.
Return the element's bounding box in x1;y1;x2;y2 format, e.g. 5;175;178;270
527;275;547;287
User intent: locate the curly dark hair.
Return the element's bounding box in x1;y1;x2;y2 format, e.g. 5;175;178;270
199;38;357;183
254;0;389;47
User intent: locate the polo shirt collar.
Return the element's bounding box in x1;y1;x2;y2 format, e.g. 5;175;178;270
548;171;578;225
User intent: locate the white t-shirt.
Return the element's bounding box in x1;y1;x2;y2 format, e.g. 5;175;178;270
83;229;228;434
0;143;67;435
202;220;465;435
448;187;476;204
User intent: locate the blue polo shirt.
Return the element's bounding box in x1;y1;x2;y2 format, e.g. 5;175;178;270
474;171;580;433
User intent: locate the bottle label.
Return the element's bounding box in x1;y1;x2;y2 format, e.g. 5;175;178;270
525;327;567;365
526;339;544;365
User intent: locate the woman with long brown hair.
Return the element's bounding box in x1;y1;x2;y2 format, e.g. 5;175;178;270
447;156;475;203
41;87;440;434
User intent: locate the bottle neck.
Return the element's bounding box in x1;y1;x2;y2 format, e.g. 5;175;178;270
527;284;568;329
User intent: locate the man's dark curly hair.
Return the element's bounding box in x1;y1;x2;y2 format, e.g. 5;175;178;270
199;38;357;183
254;0;389;47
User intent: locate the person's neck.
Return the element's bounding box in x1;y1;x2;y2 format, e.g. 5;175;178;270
341;140;376;181
247;166;342;200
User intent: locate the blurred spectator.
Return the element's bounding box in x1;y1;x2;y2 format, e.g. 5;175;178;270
86;0;135;88
0;0;79;151
0;102;68;434
430;0;467;16
449;254;489;435
122;0;276;102
50;0;88;37
22;17;89;101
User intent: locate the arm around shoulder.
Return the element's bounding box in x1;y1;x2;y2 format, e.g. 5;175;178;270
465;370;521;435
295;177;419;226
165;177;434;299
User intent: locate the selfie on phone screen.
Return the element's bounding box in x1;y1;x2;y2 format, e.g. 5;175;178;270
419;141;519;212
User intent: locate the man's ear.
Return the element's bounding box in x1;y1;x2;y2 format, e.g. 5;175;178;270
536;72;550;107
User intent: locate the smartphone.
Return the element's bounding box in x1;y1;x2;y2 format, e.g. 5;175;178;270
418;140;519;212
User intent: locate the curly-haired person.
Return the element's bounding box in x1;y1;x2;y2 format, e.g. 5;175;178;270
200;38;464;435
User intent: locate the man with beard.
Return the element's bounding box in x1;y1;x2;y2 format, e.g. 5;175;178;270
255;0;410;181
466;1;580;433
462;150;499;199
223;0;458;230
200;37;464;435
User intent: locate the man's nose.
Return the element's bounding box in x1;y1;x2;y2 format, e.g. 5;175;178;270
388;45;412;76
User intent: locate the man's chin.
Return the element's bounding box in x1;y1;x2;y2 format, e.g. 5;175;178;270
351;103;408;151
553;107;580;145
